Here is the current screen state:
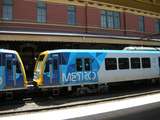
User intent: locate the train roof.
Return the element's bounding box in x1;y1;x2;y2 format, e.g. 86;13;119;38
43;49;160;54
124;47;160;51
0;49;17;54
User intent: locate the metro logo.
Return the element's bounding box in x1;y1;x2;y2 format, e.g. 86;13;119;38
62;71;97;83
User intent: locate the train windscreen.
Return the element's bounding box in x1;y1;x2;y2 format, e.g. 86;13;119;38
35;55;45;72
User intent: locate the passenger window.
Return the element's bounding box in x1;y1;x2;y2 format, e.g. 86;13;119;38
7;60;12;70
105;58;117;70
131;58;140;69
142;58;151;68
38;55;45;62
6;54;12;71
118;58;129;69
76;59;83;71
53;59;58;70
16;61;21;73
84;58;91;71
1;54;5;66
44;61;49;72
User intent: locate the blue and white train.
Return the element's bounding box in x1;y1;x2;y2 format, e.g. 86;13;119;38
0;49;27;96
33;48;160;93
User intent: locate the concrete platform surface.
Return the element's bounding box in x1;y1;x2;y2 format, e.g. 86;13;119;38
1;92;160;120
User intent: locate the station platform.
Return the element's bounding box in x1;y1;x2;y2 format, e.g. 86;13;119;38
1;92;160;120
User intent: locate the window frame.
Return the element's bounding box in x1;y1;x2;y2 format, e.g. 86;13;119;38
76;58;83;71
131;57;141;69
141;57;151;68
138;16;145;32
101;10;120;29
52;59;58;70
76;58;91;71
67;5;76;25
118;58;129;70
38;55;45;62
2;0;13;21
37;1;47;23
113;12;120;29
101;10;107;28
155;19;160;33
44;60;49;73
16;60;22;73
6;54;13;71
105;58;117;70
106;11;114;28
84;58;91;71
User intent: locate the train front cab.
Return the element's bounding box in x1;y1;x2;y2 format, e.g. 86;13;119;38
0;50;27;98
33;51;60;87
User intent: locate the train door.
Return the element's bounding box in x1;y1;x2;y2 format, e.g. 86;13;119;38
0;53;24;90
13;58;24;88
44;54;59;86
5;53;14;88
50;54;59;85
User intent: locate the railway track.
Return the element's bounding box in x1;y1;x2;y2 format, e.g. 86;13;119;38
1;86;160;116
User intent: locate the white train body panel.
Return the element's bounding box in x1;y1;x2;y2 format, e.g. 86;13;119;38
99;52;160;83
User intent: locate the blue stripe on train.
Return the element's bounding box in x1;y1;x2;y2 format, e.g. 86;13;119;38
43;52;106;86
61;52;106;85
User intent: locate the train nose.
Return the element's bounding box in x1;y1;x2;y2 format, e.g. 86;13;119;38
32;81;38;87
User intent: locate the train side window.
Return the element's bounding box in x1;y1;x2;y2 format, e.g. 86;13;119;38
76;58;83;71
7;60;12;70
105;58;117;70
84;58;91;71
38;55;45;62
142;58;151;68
16;61;22;73
131;58;140;69
53;59;58;70
44;61;49;72
1;54;5;66
118;58;129;69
